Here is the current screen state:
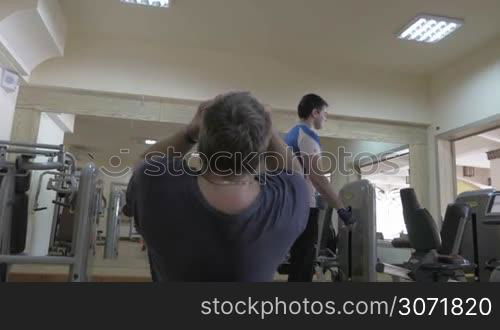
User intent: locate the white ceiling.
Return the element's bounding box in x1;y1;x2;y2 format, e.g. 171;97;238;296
60;0;500;75
455;127;500;168
0;47;19;74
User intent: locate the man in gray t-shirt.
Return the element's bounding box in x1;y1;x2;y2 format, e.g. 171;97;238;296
126;92;309;282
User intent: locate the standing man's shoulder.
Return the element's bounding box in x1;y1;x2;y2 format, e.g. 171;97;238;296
295;125;321;156
298;125;321;146
284;125;299;144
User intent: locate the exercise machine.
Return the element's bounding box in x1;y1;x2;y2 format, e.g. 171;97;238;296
278;180;377;282
33;166;78;256
104;184;126;259
337;180;377;282
314;207;340;281
377;188;474;282
0;141;102;282
456;189;500;282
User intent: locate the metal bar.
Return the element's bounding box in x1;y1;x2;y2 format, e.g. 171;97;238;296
65;152;77;174
0;141;63;151
1;148;59;157
18;161;64;171
70;163;98;282
484;220;500;225
0;161;15;169
0;168;15;255
0;255;74;265
0;147;6;162
104;190;122;259
339;180;377;282
0;263;7;282
377;263;413;281
49;197;61;251
472;213;480;282
33;172;59;211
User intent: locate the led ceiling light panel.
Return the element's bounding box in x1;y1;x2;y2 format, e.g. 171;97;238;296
120;0;170;8
398;14;464;43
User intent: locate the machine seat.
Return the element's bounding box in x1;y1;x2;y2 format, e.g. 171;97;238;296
436;254;469;266
391;238;412;249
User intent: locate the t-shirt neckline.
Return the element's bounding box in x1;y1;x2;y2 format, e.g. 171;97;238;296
190;175;264;221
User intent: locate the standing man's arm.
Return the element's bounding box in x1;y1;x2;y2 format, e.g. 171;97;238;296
299;136;355;226
302;153;345;210
266;129;304;175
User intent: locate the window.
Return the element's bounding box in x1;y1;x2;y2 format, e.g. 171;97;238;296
454;127;499;195
360;148;409;240
487;194;500;215
463;166;475;178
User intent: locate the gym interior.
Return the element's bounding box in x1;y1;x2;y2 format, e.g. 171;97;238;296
1;0;500;283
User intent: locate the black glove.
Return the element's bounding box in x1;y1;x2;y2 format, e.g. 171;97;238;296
338;206;356;226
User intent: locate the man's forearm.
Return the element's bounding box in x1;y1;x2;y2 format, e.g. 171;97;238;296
140;128;196;159
266;130;303;174
310;172;346;209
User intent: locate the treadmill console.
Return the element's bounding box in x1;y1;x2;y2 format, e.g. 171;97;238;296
485;193;500;219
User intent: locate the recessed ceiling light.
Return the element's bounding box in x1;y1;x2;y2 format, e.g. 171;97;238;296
120;0;170;8
398;14;464;43
145;139;158;145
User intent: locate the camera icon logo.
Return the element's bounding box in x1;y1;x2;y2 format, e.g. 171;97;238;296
100;149;132;178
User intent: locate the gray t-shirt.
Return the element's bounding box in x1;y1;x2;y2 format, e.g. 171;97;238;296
126;157;309;282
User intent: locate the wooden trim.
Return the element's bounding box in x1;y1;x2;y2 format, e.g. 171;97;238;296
435;139;456;219
8;272;152;282
433;115;500;219
409;144;429;210
487;149;500;161
17;86;429;145
436;114;500;141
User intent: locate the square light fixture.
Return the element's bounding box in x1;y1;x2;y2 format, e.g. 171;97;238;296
120;0;170;8
398;14;464;43
144;139;158;145
1;68;19;93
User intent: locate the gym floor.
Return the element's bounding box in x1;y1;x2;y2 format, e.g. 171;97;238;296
8;240;395;282
9;241;152;282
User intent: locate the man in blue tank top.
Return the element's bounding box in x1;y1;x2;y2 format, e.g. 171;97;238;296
285;94;355;282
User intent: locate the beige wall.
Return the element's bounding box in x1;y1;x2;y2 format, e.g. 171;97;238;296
430;36;500;134
0;70;19;140
491;159;500;190
456;166;491;186
30;37;431;124
428;37;500;218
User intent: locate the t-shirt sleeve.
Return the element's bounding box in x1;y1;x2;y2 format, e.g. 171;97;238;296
125;157;183;230
275;171;311;233
298;132;321;156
